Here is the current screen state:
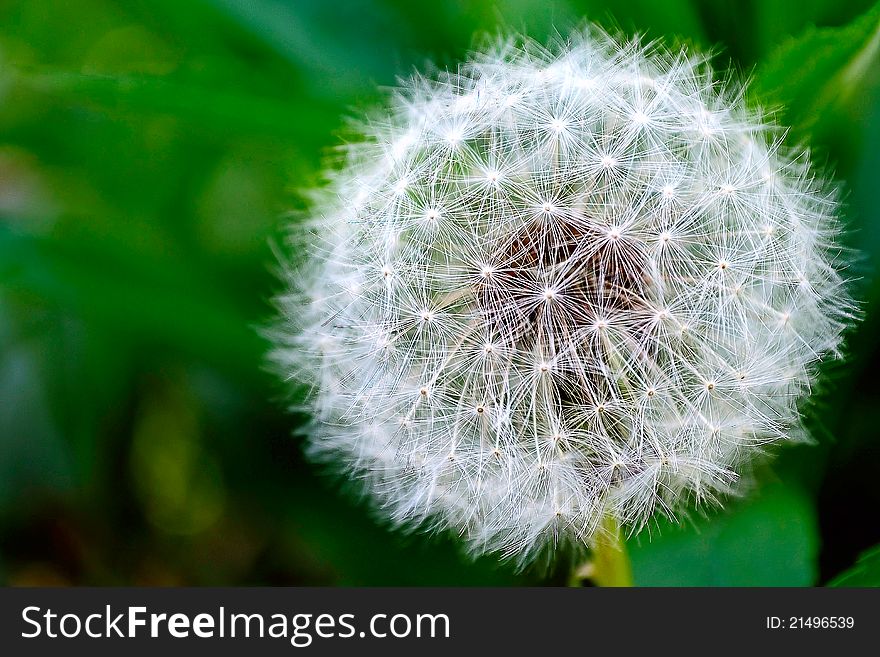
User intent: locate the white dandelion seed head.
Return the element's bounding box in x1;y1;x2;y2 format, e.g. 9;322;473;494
272;28;855;566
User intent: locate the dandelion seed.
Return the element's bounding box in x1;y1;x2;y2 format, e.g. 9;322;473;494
631;111;650;127
272;27;855;566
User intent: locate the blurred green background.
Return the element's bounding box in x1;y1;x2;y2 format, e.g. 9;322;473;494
1;0;878;586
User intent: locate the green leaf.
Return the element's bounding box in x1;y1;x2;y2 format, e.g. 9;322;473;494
828;545;880;586
752;1;880;136
627;483;819;586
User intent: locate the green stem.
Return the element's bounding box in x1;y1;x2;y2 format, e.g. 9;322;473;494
569;515;634;587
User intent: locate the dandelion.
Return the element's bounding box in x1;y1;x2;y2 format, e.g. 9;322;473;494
271;27;854;567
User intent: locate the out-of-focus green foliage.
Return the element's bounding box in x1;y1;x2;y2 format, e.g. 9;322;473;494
829;544;880;586
0;0;878;586
753;2;880;140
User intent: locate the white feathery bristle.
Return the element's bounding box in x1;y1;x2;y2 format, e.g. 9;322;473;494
272;28;855;566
